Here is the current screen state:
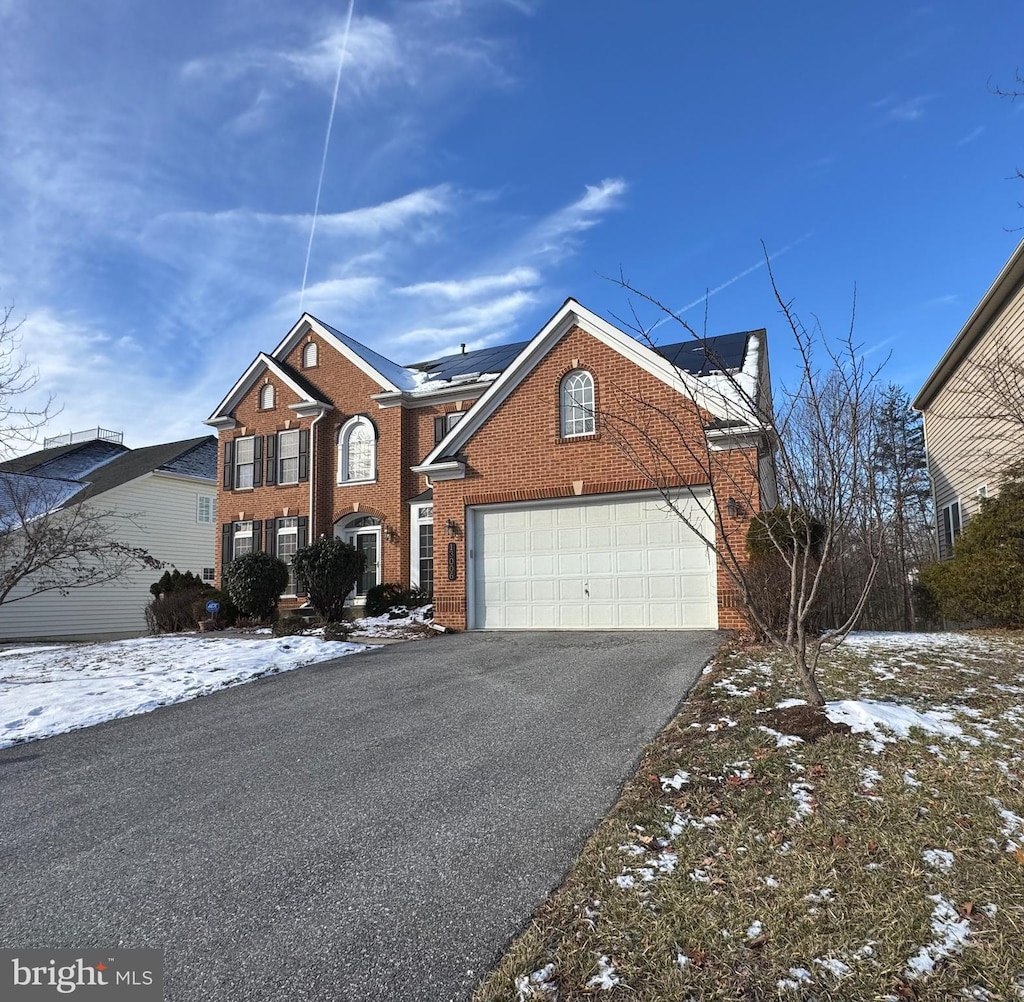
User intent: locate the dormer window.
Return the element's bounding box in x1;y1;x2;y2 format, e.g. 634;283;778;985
338;416;376;483
303;342;318;368
259;384;275;410
560;369;595;437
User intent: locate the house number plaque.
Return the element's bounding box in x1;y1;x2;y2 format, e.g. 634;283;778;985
447;542;458;581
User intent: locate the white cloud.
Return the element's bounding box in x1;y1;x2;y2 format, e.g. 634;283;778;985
527;178;628;260
396;267;540;300
872;94;933;122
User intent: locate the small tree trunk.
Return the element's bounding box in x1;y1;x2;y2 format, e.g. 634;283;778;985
792;640;826;707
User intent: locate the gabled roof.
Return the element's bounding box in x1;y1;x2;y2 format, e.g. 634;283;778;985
270;313;415;393
0;437;217;528
62;437;218;505
416;299;766;473
205;352;332;426
0;439;128;479
913;237;1024;411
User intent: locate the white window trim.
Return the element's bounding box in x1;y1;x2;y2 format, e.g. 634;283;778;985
560;369;595;438
940;499;962;558
277;517;299;597
334;514;381;603
234;437;256;490
409;503;434;591
232;520;253;560
277;429;300;486
196;494;214;524
338;415;377;485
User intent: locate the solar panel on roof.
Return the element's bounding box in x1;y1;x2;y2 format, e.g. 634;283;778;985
654;332;750;375
407;340;530;382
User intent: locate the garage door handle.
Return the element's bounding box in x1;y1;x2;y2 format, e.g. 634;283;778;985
584;582;589;598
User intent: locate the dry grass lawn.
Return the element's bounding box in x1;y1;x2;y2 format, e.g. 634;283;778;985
474;632;1024;1002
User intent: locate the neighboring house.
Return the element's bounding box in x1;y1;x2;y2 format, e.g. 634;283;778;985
206;298;776;631
912;238;1024;558
0;431;218;640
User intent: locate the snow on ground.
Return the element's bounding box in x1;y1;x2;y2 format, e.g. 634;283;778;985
515;963;557;999
0;634;370;748
586;955;620;990
824;699;965;753
350;605;433;638
905;895;972;977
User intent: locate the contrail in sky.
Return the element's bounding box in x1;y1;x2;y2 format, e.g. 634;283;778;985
651;233;813;333
300;0;356;310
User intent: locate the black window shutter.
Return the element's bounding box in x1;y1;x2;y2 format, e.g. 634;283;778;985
265;434;277;486
434;416;445;444
296;516;309;595
266;518;277;556
223;440;235;490
252;437;264;487
252;519;263;552
221;523;232;571
298;429;310;482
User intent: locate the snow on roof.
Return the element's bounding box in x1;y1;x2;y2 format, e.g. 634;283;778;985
316;319;421;392
0;471;86;531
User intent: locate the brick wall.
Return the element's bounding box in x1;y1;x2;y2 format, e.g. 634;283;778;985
430;325;763;630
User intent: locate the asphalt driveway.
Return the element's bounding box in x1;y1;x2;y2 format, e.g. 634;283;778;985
0;630;719;1001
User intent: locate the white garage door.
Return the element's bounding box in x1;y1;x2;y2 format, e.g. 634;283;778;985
470;492;717;629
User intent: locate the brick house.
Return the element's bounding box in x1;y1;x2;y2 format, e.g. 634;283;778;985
205;298;777;630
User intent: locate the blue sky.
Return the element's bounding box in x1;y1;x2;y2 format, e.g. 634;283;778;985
0;0;1021;448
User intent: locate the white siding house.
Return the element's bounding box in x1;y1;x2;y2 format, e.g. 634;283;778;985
913;238;1024;558
0;435;217;641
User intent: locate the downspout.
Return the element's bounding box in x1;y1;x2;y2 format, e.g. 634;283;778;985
308;407;327;540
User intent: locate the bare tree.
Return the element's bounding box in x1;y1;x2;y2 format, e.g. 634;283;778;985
600;255;886;706
0;302;55;457
0;301;161;606
0;474;162;605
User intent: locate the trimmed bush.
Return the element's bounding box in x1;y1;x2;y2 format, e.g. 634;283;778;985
291;537;365;623
223;551;290;621
746;506;826;560
149;569;208;599
145;569;224;634
272;614;309;638
322;621;354;642
365;583;432;617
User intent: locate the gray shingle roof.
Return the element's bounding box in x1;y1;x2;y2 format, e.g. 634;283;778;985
70;437;216;504
0;439;128;478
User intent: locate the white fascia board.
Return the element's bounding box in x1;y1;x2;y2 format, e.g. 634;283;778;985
289;401;333;419
272;314;402;393
371;381;493;409
409;460;466;482
206;353;324;422
151;470;217;486
204;416;237;430
419;299;749;467
706;426;767;452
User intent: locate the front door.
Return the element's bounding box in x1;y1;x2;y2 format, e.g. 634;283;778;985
353;530;379;598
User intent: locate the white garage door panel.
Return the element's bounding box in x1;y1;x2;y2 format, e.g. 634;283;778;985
472;493;717;629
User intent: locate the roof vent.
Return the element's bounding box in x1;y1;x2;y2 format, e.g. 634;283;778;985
43;427;124;449
460;343;466;354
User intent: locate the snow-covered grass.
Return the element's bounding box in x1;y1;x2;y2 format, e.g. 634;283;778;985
474;632;1024;1001
349;604;434;638
0;634;370;748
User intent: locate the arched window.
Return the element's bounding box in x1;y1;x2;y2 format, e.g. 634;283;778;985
259;383;275;409
302;341;318;368
560;369;595;437
338;416;376;483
